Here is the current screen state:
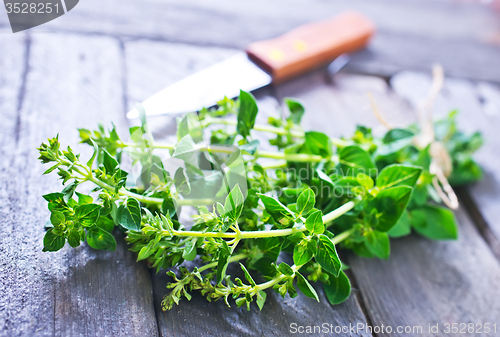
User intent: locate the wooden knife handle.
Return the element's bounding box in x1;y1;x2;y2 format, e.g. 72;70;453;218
245;11;375;83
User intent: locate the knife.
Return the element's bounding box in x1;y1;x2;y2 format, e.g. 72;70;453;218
127;10;375;119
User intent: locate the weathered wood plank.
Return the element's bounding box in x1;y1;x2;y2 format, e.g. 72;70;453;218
125;40;238;112
125;40;372;336
152;262;371;337
349;208;500;337
24;0;499;46
391;72;500;258
347;32;500;83
0;33;28;336
5;0;500;82
275;71;500;336
0;33;158;336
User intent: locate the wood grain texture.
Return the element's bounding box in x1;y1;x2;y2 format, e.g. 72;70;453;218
124;40;371;336
2;0;499;81
0;33;28;335
348;208;500;337
152;263;370;337
275;71;500;336
0;33;157;337
18;0;498;46
346;32;500;83
125;40;238;112
391;72;500;258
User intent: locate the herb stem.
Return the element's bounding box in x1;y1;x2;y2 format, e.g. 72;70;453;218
253;271;291;293
254;150;326;163
330;228;355;245
197;253;248;273
203;117;356;149
167;201;355;240
323;201;355;224
123;142;332;163
258;161;288;170
70;165;214;207
202;118;305;138
251;227;353;294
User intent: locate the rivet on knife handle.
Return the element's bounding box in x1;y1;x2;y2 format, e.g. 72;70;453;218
245;11;375;84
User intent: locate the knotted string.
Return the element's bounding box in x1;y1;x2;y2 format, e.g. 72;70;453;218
417;65;458;209
367;65;459;209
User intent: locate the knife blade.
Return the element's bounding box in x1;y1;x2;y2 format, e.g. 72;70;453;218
127;11;375;119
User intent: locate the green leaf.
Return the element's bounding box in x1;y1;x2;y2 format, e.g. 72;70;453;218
177;112;204;143
240;263;256;286
257;194;294;228
257;237;282;262
296;272;319;301
285;97;305;124
296;188;315;216
43;192;64;203
236;90;258;138
61;180;78;202
117;198;142;231
172;135;198;167
324;270;351;305
224;184;244;221
278;262;294;276
377;128;414;156
316;234;341;277
42;228;66;252
137;237;159;261
75;192;93;205
383;128;414;143
305;132;332;158
102;149;119;175
74;204;102;227
136;103;148;130
250;237;282;276
356;173;374;190
57;168;72;185
43;163;60;175
256;291;267;311
365;230;390;259
239;139;260;155
96;216;114;233
293;243;314;266
174;167;191;195
216;242;230;284
376;164;422;190
286;232;305;244
162;197;177;218
87;138;99;169
86;227;116;251
216;202;225;216
182;239;197;261
415;145;431;168
67;230;81;248
50;211;65;226
352;242;375;258
387;210;411;238
411;205;458;240
338;145;376;176
449;158;483;186
305;210;324;234
372;186;413;232
235;297;247;308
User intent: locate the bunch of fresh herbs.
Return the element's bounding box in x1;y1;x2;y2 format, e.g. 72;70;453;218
37;90;482;311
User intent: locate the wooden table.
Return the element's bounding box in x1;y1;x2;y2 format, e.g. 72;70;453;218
1;1;500;336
